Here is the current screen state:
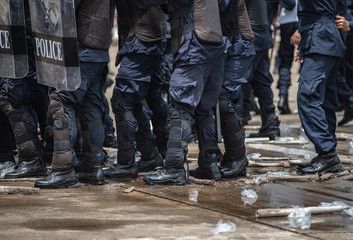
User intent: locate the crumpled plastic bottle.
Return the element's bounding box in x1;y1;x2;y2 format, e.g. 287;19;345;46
287;207;311;230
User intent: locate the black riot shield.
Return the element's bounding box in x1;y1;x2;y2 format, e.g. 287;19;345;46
0;0;29;79
29;0;80;91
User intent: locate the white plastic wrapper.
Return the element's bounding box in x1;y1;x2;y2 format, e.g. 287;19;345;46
241;189;258;205
247;153;262;161
320;201;353;217
266;171;291;176
188;188;198;203
210;220;236;235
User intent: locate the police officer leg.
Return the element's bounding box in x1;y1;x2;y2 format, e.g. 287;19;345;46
338;39;353;126
103;90;138;178
277;22;297;114
218;88;247;178
0;91;46;179
143;105;188;185
103;95;117;148
146;81;169;159
0;112;16;170
249;81;280;140
189;116;222;180
248;50;280;140
34;93;78;188
134;101;163;172
78;117;105;185
277;68;291;114
297;54;342;175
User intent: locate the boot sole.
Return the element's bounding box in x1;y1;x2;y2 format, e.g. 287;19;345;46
143;177;187;186
35;178;79;189
78;177;105;185
189;172;221;181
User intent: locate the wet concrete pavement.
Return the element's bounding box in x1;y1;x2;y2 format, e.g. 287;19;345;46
2;111;353;239
1;47;353;239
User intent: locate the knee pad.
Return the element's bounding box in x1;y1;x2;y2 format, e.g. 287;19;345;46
0;95;39;161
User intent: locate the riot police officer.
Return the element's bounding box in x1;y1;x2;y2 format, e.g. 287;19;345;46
144;0;230;185
103;1;166;178
0;0;47;179
35;0;115;188
296;0;345;175
218;0;255;178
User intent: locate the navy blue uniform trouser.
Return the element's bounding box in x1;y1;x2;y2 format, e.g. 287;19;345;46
112;54;160;164
52;61;107;170
337;34;353;103
223;50;254;122
164;56;226;167
246;50;276;115
297;53;340;155
0;33;40;163
277;22;298;96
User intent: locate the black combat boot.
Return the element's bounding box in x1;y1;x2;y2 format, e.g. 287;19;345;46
143;107;188;185
137;141;164;172
190;151;222;180
300;153;342;176
143;167;187;185
78;161;105;185
219;91;248;178
190;117;222;180
296;156;319;171
278;95;291;114
78;164;104;185
103;133;118;148
338;96;353;126
34;168;78;189
103;162;139;178
4;156;47;179
249;113;280;140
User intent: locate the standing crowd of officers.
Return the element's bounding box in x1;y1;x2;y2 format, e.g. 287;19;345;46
1;0;353;189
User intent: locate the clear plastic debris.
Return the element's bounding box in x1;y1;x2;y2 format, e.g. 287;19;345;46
241;189;258;205
188;188;199;203
287;207;311;230
247;153;262;161
210;220;236;235
304;153;315;161
241;195;258;205
299;128;308;141
0;161;16;178
241;189;258;198
287;149;300;158
253;176;266;185
266;171;291;176
348;141;353;155
320;201;353;217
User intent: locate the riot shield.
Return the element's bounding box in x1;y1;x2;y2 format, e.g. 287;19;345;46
0;0;29;79
29;0;80;91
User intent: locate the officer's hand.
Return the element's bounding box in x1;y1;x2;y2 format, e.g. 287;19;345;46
290;30;301;45
335;15;351;32
294;50;303;63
